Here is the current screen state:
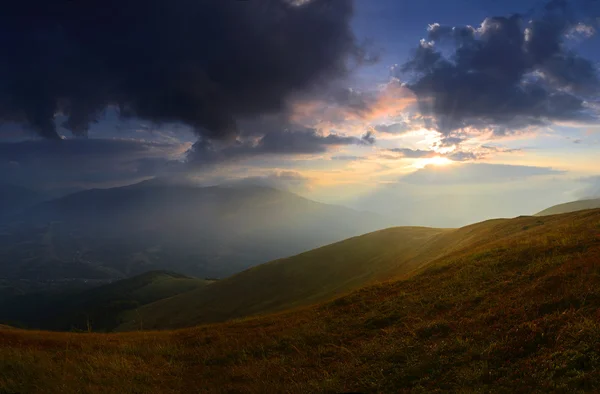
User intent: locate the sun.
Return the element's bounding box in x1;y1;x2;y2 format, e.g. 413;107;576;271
415;156;453;168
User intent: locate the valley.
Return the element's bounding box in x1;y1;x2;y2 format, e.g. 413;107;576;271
0;182;391;282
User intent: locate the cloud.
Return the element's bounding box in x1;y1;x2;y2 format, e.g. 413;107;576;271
225;171;312;192
331;155;365;161
388;148;436;159
385;143;517;162
361;131;376;145
288;80;416;129
566;22;596;39
401;163;565;185
187;128;375;166
0;0;360;140
480;145;523;154
436;136;466;147
0;139;184;190
445;151;479;162
398;1;600;136
373;122;412;134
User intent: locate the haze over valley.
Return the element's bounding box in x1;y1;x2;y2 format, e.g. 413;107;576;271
0;180;391;284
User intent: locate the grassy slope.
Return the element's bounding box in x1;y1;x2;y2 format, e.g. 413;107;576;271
119;217;545;331
2;210;600;393
118;227;450;329
0;271;212;332
536;198;600;216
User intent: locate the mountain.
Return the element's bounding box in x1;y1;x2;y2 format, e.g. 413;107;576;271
536;197;600;216
0;271;211;331
2;209;600;393
0;181;390;281
0;184;45;218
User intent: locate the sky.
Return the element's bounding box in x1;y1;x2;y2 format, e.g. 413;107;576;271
1;0;599;226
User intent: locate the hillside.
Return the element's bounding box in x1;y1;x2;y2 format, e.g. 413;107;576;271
536;198;600;216
1;210;600;393
117;213;559;330
0;271;211;332
118;227;450;329
0;182;390;281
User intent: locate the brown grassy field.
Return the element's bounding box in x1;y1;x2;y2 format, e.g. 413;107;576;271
2;210;600;393
118;226;450;330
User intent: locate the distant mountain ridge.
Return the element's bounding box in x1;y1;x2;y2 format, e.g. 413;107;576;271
536;198;600;216
0;181;391;281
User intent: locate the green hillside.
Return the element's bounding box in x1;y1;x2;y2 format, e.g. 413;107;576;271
536;198;600;216
2;209;600;393
0;271;212;332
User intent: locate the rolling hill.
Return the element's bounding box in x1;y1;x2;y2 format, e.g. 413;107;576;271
0;271;211;331
118;226;450;329
0;181;390;281
2;209;600;393
536;198;600;216
117;211;586;331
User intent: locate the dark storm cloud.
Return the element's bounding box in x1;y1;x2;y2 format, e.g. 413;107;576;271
0;139;173;159
0;139;181;189
399;1;600;136
0;0;359;140
187;128;375;166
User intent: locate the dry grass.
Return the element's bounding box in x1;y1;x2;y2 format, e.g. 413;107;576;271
2;210;600;393
118;227;449;330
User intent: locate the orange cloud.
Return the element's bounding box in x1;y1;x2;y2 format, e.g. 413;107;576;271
289;83;417;129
